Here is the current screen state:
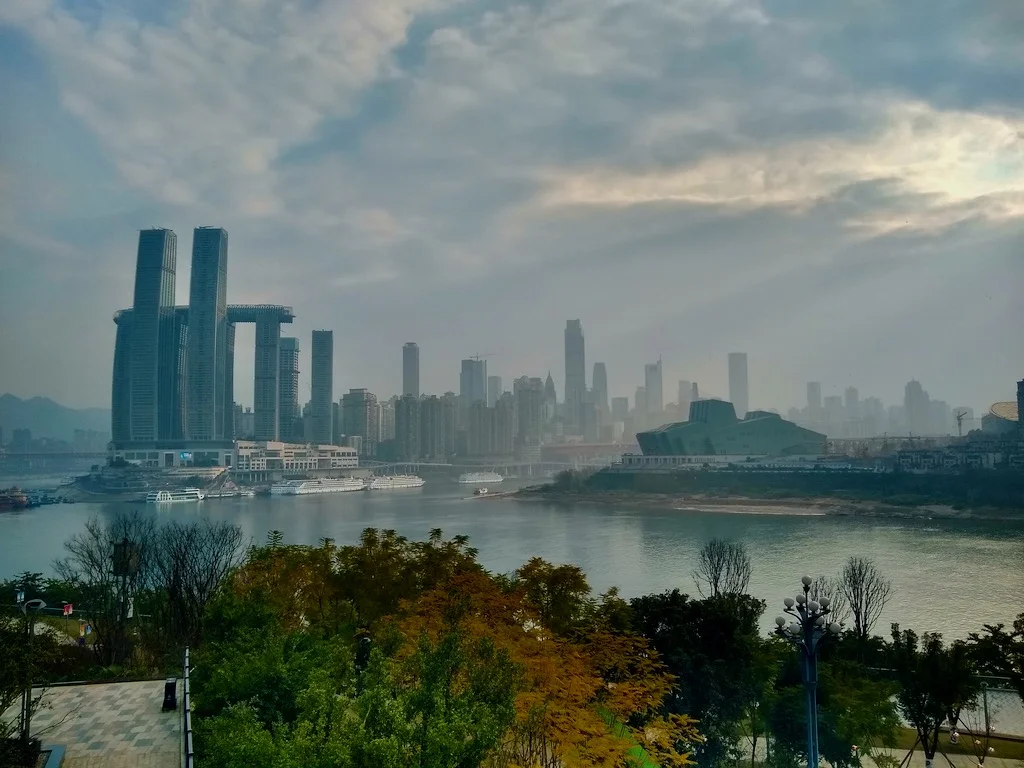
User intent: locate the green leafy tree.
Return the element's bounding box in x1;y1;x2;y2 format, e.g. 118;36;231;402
889;625;980;768
629;590;766;767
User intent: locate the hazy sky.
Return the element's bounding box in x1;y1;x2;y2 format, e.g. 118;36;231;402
1;0;1022;413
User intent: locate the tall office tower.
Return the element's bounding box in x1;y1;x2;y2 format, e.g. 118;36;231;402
904;380;931;435
806;382;823;414
591;363;609;422
495;393;516;456
377;399;396;442
419;396;445;459
128;229;177;441
514;376;545;450
459;358;488;421
727;353;748;418
111;314;133;443
223;321;236;440
610;397;629;423
186;227;229;440
634;386;648;431
441;392;458;456
564;320;586;432
165;311;189;440
310;330;334;444
487;376;503;408
467;401;494;456
395;394;421;460
844;386;860;422
278;337;300;442
677;380;692;421
341;388;379;456
644;359;663;416
543;372;557;422
402;342;420;397
332;402;342;445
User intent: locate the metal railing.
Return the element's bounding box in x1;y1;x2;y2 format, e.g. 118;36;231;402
183;647;195;768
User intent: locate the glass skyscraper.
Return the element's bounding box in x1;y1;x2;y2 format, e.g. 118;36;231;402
310;330;334;444
564;319;586;432
403;342;420;397
186;227;229;440
128;229;177;442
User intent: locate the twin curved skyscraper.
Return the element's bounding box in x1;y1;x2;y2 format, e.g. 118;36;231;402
111;228;295;448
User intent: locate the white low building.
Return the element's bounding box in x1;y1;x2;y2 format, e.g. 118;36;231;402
233;441;359;473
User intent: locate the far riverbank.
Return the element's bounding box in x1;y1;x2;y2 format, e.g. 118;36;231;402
512;487;1024;521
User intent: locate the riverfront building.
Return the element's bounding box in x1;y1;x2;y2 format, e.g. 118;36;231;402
637;399;826;457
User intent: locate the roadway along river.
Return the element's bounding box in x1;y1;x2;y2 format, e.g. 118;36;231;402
2;478;1023;639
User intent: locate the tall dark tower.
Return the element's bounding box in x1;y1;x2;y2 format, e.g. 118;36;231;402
564;319;586;432
310;330;334;444
128;229;177;442
728;352;749;418
403;342;420;397
186;227;229;440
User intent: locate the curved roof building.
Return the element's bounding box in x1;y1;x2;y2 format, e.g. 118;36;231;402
636;399;826;457
981;401;1020;435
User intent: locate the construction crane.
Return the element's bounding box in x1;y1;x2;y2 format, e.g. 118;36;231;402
468;353;492;361
955;409;970;437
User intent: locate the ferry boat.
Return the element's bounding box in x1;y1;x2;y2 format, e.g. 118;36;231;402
457;472;504;484
367;475;425;490
0;488;30;511
270;477;366;495
145;488;205;503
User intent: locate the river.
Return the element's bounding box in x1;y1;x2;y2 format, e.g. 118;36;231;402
1;478;1022;639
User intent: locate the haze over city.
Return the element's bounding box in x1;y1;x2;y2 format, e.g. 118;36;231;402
1;0;1022;412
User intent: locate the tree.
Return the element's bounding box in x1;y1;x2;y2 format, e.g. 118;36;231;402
691;539;752;598
838;556;892;641
513;557;593;636
630;589;765;767
969;612;1024;705
809;575;851;629
148;520;245;654
54;512;156;666
889;625;980;768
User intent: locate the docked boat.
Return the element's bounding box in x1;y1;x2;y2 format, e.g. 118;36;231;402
145;488;205;503
0;488;30;511
457;472;504;484
270;477;366;495
367;475;425;490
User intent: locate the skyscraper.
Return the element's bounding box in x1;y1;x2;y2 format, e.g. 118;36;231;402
341;388;378;456
395;394;421;460
591;363;608;422
129;229;177;441
514;376;545;451
459;358;487;421
844;386;860;422
419;395;445;459
728;352;748;418
487;376;502;407
278;337;300;442
644;359;663;416
111;314;133;443
564;320;586;432
610;397;629;423
186;227;229;440
402;342;420;397
677;380;692;421
806;382;822;414
310;330;334;444
904;380;930;435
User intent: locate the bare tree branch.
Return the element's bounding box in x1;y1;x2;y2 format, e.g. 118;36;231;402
810;575;851;628
692;539;752;598
838;556;893;640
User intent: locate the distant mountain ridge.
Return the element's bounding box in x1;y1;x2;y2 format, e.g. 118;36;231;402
0;394;110;442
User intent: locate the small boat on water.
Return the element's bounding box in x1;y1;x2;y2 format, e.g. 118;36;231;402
473;487;489;496
368;475;425;490
0;488;30;511
145;488;205;503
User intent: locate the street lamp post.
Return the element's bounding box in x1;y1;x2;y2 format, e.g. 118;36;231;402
775;575;841;768
15;593;47;748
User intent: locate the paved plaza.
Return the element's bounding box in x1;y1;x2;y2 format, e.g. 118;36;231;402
4;680;180;768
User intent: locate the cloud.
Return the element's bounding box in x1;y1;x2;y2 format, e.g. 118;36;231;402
1;0;1022;411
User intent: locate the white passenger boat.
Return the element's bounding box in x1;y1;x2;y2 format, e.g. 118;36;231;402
457;472;503;484
145;488;205;503
367;475;425;490
270;478;366;495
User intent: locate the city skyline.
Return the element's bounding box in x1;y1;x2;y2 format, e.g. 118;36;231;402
2;4;1022;414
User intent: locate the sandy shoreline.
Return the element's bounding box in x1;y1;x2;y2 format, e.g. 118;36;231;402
509;489;1023;521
